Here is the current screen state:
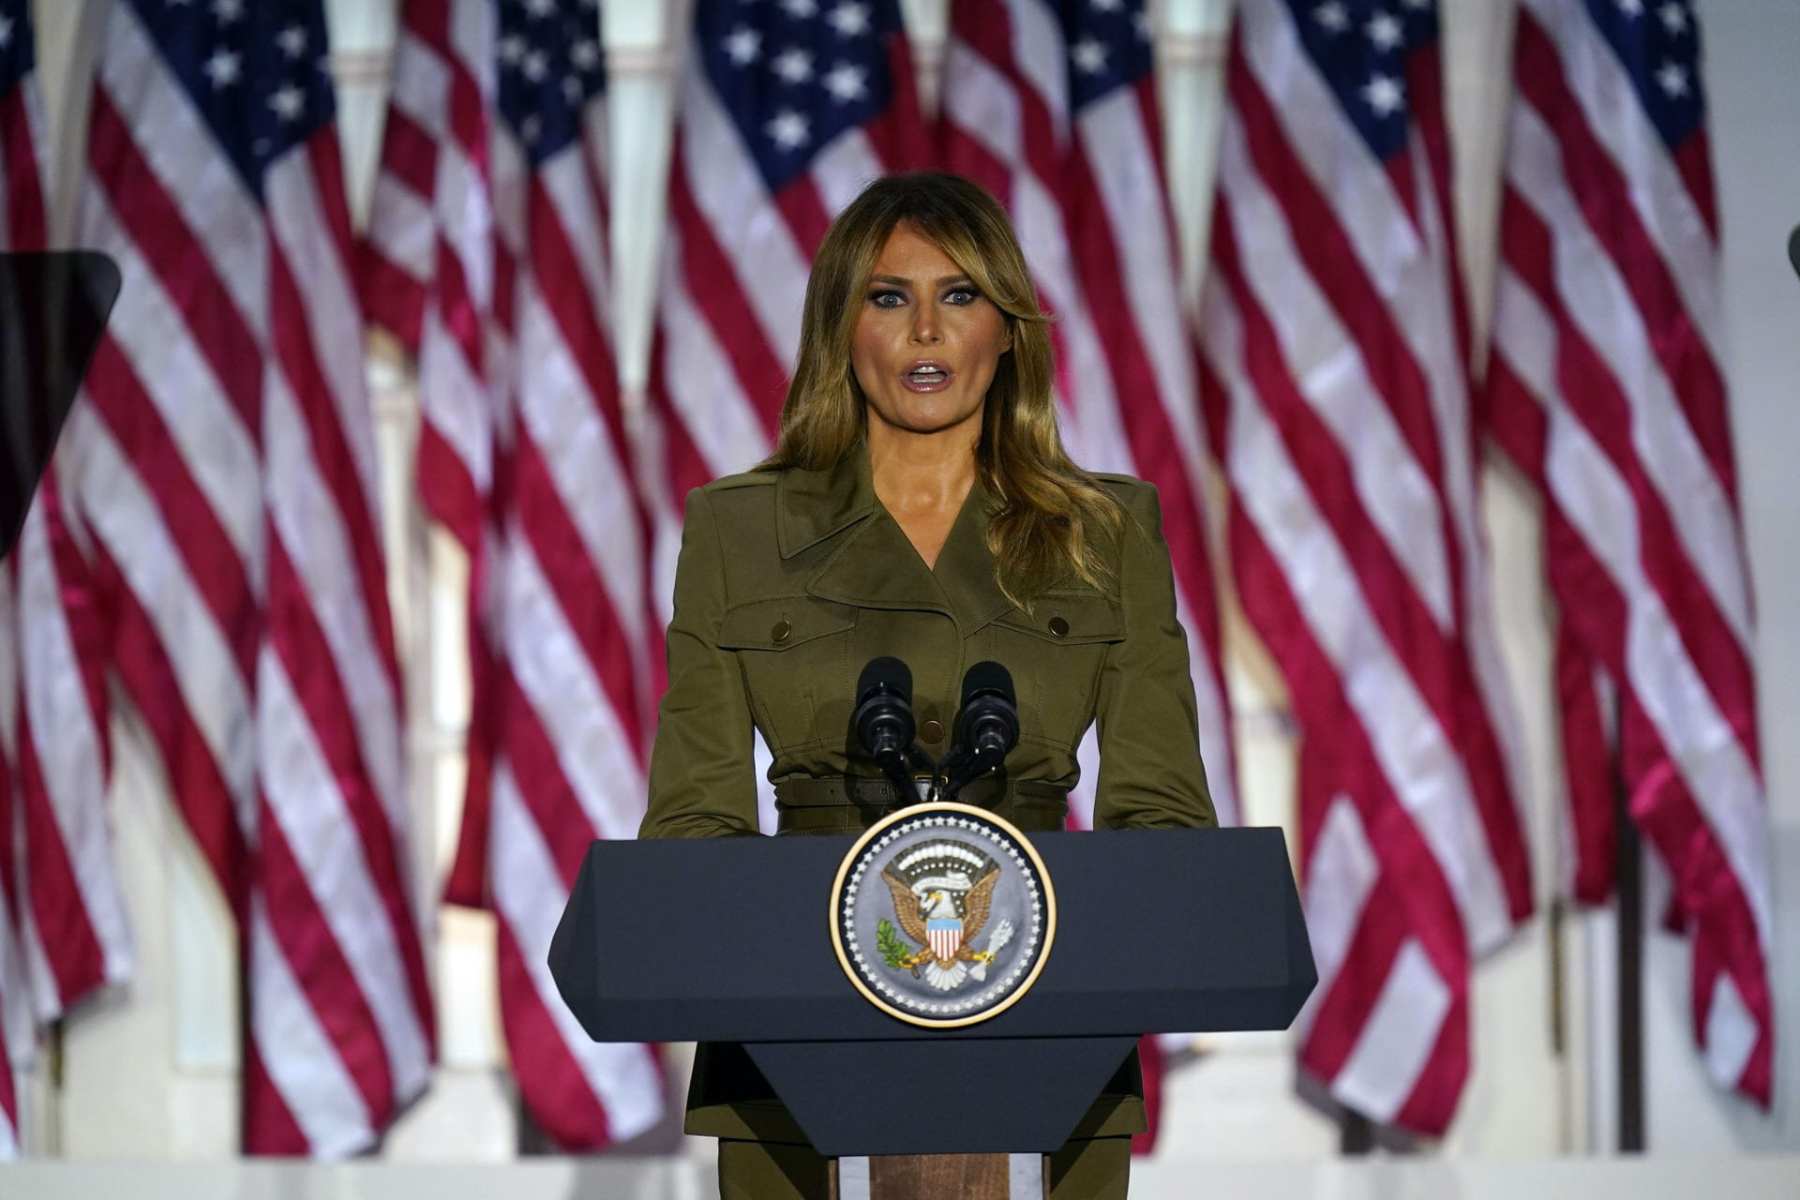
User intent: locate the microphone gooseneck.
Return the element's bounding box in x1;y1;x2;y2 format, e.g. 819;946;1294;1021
854;656;921;799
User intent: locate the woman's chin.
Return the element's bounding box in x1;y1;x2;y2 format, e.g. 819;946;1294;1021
869;395;982;438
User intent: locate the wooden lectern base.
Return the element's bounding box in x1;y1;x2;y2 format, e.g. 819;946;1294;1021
830;1153;1047;1199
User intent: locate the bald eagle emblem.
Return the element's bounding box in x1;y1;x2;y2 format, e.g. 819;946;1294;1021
876;839;1016;991
831;802;1055;1026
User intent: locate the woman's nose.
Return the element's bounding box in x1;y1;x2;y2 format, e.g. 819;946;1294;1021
910;302;942;344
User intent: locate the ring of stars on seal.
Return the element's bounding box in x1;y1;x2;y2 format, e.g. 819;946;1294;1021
828;801;1057;1030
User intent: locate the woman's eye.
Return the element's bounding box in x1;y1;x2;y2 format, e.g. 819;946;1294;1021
868;290;905;308
945;287;978;305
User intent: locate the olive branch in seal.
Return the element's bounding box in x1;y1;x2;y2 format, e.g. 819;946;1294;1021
875;919;914;970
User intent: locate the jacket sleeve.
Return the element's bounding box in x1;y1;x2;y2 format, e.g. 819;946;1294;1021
1091;484;1219;831
638;487;762;838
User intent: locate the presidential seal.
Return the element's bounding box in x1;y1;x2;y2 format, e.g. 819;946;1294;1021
828;802;1055;1029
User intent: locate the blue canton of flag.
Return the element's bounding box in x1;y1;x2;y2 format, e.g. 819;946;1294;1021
130;0;334;197
1287;0;1441;161
498;0;605;165
1063;0;1155;110
0;0;35;96
1584;0;1704;147
697;0;903;192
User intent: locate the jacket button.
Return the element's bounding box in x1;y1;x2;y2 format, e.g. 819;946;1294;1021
771;618;792;644
921;719;945;743
1048;615;1070;638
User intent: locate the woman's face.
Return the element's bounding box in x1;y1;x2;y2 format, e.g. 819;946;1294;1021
851;222;1012;443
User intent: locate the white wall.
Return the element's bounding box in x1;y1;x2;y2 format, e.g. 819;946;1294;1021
12;0;1796;1164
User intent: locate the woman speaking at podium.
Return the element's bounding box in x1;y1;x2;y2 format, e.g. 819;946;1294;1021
639;172;1216;1199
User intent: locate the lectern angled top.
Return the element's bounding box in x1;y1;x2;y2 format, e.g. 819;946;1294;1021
550;824;1314;1046
0;251;122;559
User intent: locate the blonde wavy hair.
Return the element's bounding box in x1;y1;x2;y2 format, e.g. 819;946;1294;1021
761;172;1123;608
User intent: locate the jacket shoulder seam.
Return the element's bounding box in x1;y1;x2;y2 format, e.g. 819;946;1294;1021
701;470;778;494
1090;471;1152;492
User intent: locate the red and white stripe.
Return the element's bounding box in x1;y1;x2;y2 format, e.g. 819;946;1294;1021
1;15;136;1157
363;0;665;1148
1486;0;1772;1105
648;21;928;499
361;0;500;908
61;2;433;1154
9;475;133;1025
1200;0;1533;1133
941;0;1238;830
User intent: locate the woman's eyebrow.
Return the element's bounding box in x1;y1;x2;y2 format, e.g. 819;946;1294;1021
867;273;975;287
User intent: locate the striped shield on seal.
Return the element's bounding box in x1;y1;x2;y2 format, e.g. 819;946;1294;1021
927;913;963;963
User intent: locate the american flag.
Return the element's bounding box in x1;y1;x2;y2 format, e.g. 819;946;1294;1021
645;0;928;830
649;0;930;496
1200;0;1534;1132
363;0;666;1148
940;0;1237;832
56;0;432;1154
1;0;134;1159
1487;0;1772;1105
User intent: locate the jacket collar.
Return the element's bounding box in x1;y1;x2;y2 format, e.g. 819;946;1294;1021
778;445;1017;635
775;447;880;559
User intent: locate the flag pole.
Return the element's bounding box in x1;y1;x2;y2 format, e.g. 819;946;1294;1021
1616;786;1644;1151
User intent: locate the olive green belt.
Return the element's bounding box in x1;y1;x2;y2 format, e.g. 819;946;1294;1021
773;775;1070;836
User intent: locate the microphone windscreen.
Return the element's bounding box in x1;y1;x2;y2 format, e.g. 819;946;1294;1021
960;660;1015;705
857;656;912;703
1789;224;1800;282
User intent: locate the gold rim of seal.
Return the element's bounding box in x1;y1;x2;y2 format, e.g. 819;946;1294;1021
827;800;1058;1030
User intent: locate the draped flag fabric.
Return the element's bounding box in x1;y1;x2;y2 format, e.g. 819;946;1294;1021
940;0;1237;833
651;0;928;503
363;0;666;1148
0;0;134;1159
1200;0;1533;1133
1486;0;1772;1105
645;0;929;830
57;0;432;1155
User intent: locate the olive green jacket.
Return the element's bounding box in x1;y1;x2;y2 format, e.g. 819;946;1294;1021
639;446;1217;838
637;445;1216;1144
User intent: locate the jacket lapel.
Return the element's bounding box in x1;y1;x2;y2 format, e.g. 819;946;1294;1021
783;446;1016;635
929;474;1017;635
775;449;878;558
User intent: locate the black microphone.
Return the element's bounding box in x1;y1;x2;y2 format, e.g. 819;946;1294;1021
940;661;1019;803
854;656;921;798
956;660;1020;761
1789;224;1800;284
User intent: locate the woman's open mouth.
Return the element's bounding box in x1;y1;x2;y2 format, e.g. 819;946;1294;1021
901;361;953;393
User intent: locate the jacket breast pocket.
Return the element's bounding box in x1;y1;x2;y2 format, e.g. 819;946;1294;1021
984;591;1124;751
718;596;858;752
